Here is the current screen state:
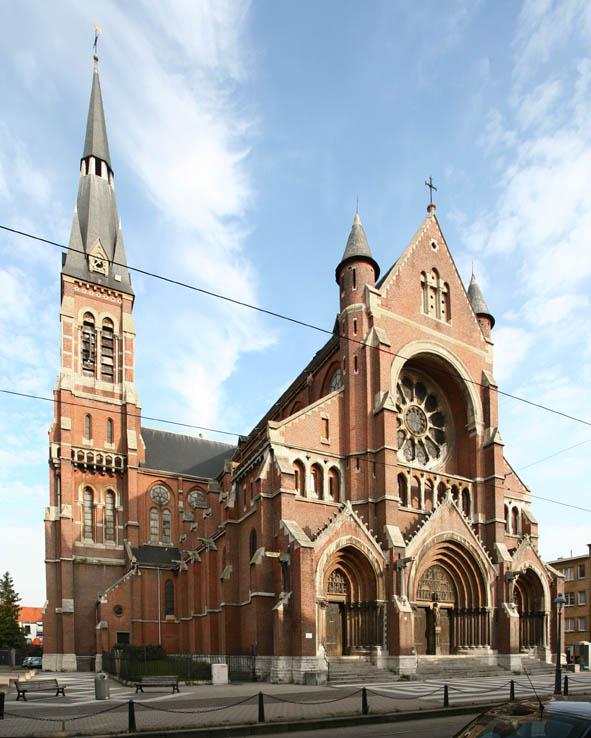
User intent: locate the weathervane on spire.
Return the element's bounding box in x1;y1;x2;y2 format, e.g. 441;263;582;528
93;22;102;62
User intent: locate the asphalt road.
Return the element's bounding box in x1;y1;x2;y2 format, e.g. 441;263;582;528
234;713;480;738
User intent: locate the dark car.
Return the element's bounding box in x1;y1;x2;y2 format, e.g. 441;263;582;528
454;699;591;737
28;656;42;669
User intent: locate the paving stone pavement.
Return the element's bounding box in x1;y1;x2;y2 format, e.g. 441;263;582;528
1;671;590;737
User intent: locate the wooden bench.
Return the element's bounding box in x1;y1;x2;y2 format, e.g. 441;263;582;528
134;675;180;694
15;679;65;701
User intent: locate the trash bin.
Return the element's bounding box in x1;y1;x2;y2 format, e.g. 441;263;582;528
94;672;110;700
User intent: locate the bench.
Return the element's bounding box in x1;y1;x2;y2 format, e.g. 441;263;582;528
134;675;180;694
15;679;65;701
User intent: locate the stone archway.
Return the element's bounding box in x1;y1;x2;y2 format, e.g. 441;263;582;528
318;545;382;657
513;567;548;653
411;538;491;656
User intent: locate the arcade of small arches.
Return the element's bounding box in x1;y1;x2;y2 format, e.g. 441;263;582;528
397;472;472;518
71;445;125;473
293;459;343;501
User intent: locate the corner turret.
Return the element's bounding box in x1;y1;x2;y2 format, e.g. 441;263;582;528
336;213;379;309
468;272;495;338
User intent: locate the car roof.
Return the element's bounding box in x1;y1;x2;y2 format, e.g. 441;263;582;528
547;701;591;720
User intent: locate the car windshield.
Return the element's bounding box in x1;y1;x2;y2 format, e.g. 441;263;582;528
461;714;590;738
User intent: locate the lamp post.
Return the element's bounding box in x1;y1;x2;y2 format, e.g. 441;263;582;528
554;593;566;695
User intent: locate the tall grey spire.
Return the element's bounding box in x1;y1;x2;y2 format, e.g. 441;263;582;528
467;272;494;328
335;212;380;282
62;57;133;295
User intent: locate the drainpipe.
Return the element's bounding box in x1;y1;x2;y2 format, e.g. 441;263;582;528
157;568;162;646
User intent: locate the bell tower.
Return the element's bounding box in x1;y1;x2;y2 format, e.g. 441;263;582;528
43;52;143;671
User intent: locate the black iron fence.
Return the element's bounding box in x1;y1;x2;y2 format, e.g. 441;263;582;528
101;651;256;683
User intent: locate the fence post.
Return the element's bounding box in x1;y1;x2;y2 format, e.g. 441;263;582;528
0;691;4;720
510;680;515;701
443;684;449;708
362;687;369;715
258;692;265;723
564;675;569;696
128;699;137;733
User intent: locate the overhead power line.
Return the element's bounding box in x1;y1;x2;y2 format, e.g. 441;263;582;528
1;223;590;431
1;386;590;514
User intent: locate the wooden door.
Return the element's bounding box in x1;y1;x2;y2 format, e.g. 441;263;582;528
325;602;343;656
414;607;427;655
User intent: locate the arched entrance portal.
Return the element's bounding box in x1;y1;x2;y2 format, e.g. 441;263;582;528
412;539;490;655
320;546;382;656
514;568;548;652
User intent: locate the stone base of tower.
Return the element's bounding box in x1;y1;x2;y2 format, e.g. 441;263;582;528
497;653;523;671
42;653;78;672
270;656;329;684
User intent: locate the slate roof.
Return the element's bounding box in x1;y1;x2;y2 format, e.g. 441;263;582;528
141;427;236;479
62;60;133;295
336;213;380;281
130;544;181;568
83;62;112;167
467;273;495;327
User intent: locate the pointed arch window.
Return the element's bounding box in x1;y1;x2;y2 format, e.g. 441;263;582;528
293;460;305;496
249;529;258;560
329;368;343;393
150;508;159;544
105;491;116;542
101;318;115;382
83;487;94;540
106;418;113;445
328;467;340;500
398;473;408;507
162;509;171;544
511;507;519;535
421;269;451;323
81;312;96;376
84;414;92;441
164;580;175;616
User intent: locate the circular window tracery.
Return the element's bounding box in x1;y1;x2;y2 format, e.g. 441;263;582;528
150;484;170;507
395;372;450;469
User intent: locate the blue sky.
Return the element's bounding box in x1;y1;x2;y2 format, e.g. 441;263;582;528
0;1;590;604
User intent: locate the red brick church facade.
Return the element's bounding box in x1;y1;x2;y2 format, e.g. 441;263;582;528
43;59;563;680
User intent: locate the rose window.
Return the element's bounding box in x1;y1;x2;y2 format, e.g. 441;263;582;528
395;373;449;468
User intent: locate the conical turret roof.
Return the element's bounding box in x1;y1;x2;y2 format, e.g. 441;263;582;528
335;213;380;282
468;273;494;327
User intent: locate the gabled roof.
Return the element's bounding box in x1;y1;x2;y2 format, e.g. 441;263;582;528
18;607;43;624
141;427;235;479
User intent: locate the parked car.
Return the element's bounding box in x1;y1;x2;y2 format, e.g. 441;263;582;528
21;656;32;668
28;656;42;669
454;699;591;737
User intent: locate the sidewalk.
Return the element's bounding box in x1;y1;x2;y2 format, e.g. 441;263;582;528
1;672;590;737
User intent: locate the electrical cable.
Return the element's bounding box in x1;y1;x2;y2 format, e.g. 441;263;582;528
2;223;590;430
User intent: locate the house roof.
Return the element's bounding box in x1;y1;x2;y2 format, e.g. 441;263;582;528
19;607;43;624
141;427;236;479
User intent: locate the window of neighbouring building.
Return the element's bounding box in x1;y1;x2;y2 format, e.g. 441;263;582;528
578;617;587;632
565;618;575;633
578;564;586;579
565;592;575;606
578;591;587;606
564;567;574;581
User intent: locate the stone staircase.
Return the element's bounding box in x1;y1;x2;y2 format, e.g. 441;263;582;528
416;655;507;680
520;655;554;675
327;657;398;685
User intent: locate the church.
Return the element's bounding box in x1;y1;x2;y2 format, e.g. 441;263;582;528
43;56;563;682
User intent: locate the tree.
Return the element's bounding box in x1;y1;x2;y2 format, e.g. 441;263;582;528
0;572;26;649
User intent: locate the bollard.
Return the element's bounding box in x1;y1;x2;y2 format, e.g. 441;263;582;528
510;680;515;702
443;684;449;708
128;699;137;733
0;691;4;720
362;687;369;715
564;675;569;696
258;692;265;723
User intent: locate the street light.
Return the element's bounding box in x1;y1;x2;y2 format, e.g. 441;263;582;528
554;592;566;695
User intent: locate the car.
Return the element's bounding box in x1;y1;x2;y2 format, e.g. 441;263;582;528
28;656;42;669
21;657;32;668
454;699;591;737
